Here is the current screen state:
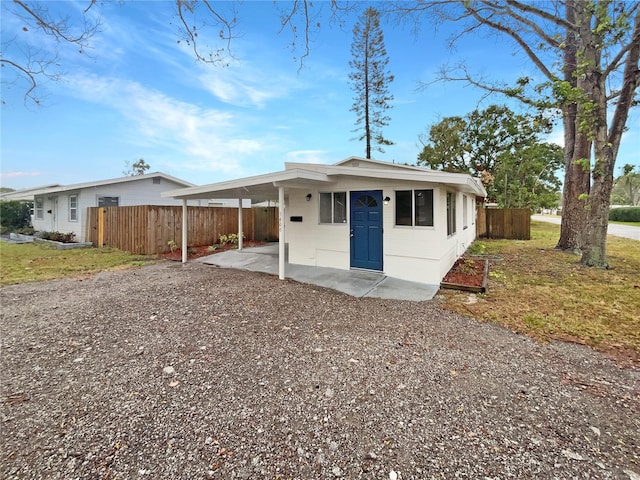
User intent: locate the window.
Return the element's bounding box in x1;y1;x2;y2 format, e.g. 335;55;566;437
69;195;78;221
463;195;468;229
98;196;119;207
35;198;44;220
395;189;433;227
319;192;347;224
447;191;457;236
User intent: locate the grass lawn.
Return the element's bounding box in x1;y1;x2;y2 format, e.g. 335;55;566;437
442;221;640;365
0;242;156;286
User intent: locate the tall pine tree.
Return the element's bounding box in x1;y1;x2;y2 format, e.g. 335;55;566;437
349;7;394;159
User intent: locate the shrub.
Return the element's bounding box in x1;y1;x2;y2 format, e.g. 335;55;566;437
40;231;76;243
0;200;32;231
609;207;640;222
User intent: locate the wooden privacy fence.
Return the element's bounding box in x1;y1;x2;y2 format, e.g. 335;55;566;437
476;208;531;240
86;205;279;254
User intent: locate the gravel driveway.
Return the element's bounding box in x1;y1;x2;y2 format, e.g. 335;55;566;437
1;261;638;479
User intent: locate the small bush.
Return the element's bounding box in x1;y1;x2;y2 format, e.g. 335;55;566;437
40;231;76;243
467;241;487;255
218;232;244;248
609;207;640;222
0;200;32;231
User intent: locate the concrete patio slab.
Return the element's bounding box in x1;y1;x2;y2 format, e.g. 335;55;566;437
196;243;439;301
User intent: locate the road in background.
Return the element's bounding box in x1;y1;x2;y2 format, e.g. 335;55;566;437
532;215;640;241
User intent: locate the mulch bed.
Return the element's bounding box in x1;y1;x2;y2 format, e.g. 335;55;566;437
441;256;487;288
160;241;265;261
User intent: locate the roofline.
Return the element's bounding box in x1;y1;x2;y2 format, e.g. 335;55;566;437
162;168;331;200
164;165;487;199
27;172;195;196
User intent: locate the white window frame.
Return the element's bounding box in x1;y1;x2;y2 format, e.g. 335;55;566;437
69;194;78;222
35;197;44;220
319;192;347;224
447;191;457;237
394;189;434;227
463;195;468;230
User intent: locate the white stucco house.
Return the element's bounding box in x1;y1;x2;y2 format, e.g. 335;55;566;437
164;157;487;286
29;172;197;242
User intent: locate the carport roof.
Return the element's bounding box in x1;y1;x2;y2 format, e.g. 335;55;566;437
163;159;487;201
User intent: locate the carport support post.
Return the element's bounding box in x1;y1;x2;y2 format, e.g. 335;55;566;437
181;199;188;263
278;186;285;280
237;198;243;251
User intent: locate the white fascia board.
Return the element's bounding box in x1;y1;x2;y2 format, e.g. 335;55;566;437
163;169;331;200
322;166;487;196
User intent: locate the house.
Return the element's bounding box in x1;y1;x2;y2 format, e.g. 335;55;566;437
0;184;63;202
164;157;487;286
30;172;198;242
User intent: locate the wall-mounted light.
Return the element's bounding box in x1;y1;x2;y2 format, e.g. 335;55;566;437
306;193;312;202
383;196;391;205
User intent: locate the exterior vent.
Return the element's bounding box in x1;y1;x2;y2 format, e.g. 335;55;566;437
152;177;161;184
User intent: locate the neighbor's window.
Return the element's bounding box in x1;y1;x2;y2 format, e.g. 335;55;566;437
35;198;44;220
447;191;457;236
319;192;347;224
97;196;119;207
395;189;434;227
463;195;468;229
69;195;78;221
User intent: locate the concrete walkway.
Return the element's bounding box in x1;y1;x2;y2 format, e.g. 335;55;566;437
196;244;440;302
532;214;640;241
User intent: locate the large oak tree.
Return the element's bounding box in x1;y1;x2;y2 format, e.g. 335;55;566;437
396;0;640;267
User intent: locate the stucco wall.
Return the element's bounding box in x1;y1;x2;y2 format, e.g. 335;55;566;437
32;177;198;242
285;178;479;285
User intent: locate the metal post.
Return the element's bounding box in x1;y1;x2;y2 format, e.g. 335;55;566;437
278;186;285;280
238;198;244;251
181;199;188;263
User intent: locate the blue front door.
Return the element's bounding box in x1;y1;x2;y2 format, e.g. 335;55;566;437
350;190;383;271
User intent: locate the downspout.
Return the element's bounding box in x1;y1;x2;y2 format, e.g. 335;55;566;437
278;186;285;280
238;197;244;251
181;199;188;263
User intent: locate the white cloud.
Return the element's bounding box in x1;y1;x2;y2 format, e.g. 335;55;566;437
0;171;42;178
285;150;331;164
66;74;265;174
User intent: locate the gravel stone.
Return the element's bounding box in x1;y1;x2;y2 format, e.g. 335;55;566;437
1;261;638;479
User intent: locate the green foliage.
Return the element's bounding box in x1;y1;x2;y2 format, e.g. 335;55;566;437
40;231;76;243
218;233;243;248
123;158;150;176
611;164;640;206
609;207;640;222
467;241;487;256
167;240;178;253
0;200;32;231
417;105;563;210
349;7;394;159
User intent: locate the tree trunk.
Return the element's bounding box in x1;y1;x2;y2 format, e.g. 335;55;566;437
556;0;589;252
557;130;590;252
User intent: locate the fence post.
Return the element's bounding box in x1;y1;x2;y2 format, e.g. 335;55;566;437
98;208;105;247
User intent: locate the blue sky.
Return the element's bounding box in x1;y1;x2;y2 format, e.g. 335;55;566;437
1;1;638;190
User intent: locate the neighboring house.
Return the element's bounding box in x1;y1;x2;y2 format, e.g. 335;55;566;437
0;184;63;202
30;173;198;242
165;157;487;286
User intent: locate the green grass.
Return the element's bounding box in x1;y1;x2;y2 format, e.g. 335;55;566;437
609;220;640;226
444;221;640;363
0;242;156;286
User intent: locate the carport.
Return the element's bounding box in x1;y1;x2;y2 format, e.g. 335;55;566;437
162;168;331;280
